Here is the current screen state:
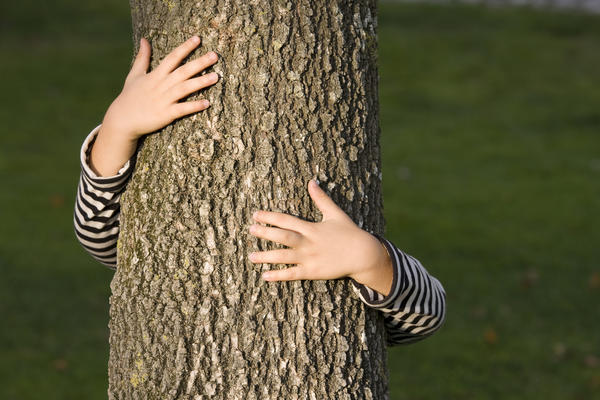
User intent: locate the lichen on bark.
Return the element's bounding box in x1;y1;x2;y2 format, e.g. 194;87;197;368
109;1;388;398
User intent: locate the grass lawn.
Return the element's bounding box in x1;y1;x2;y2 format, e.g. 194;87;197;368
1;1;599;399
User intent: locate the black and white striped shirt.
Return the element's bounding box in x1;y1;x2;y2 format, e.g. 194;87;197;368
74;126;446;346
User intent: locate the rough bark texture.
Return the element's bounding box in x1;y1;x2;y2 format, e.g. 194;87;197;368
109;1;387;398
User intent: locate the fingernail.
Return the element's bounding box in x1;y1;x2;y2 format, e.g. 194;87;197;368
252;211;259;219
262;272;271;280
248;252;256;262
201;99;210;108
249;224;256;234
191;35;200;43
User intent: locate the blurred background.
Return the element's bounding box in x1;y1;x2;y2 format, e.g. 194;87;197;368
0;0;598;398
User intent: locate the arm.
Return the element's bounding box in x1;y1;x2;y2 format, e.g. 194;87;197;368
248;180;446;346
73;126;135;268
74;36;220;266
349;237;446;346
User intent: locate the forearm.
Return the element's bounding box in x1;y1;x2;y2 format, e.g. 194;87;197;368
89;122;139;177
350;234;394;297
74;126;134;268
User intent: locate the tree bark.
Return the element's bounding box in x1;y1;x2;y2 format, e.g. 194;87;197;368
109;0;387;398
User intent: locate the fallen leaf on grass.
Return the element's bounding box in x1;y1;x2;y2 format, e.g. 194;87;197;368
52;358;68;371
589;272;600;290
521;268;539;289
584;355;599;369
471;306;488;319
484;328;498;345
590;373;600;389
49;194;65;208
553;342;567;359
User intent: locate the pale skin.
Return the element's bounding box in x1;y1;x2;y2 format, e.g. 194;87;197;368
90;36;394;297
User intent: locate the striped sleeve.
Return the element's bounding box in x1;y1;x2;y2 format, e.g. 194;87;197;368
73;125;136;269
350;236;446;346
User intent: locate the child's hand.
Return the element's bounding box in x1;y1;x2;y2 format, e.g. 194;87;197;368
103;36;219;141
248;180;394;296
90;36;219;177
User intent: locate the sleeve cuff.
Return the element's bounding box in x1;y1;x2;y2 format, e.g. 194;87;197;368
80;124;136;192
350;234;404;310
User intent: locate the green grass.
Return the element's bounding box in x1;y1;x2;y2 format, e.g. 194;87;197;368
378;3;600;399
0;1;599;399
0;1;131;399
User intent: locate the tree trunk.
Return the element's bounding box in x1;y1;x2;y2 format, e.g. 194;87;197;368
109;1;386;398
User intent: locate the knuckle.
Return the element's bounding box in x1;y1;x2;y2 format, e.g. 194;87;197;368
282;231;295;244
266;252;276;263
164;50;177;62
301;222;315;236
190;77;207;92
280;231;290;242
194;56;208;69
170;105;184;119
272;213;284;225
206;51;218;62
259;212;272;224
182;80;194;93
168;68;184;83
286;268;296;280
205;73;218;84
252;252;264;263
194;76;207;89
299;244;316;259
197;53;215;67
197;100;209;110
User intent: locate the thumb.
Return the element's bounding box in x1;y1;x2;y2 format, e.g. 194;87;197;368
308;179;347;221
128;38;151;78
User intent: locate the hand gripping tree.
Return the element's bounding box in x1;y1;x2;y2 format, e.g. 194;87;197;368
110;0;387;398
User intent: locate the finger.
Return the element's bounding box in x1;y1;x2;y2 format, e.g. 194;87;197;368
155;36;201;75
248;249;298;265
253;210;311;233
249;224;302;248
170;51;219;82
170;73;219;100
262;267;304;282
170;99;210;120
128;38;151;78
307;179;347;221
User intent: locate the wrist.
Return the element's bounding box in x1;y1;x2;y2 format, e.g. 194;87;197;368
99;114;138;146
89;125;139;177
350;232;394;297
